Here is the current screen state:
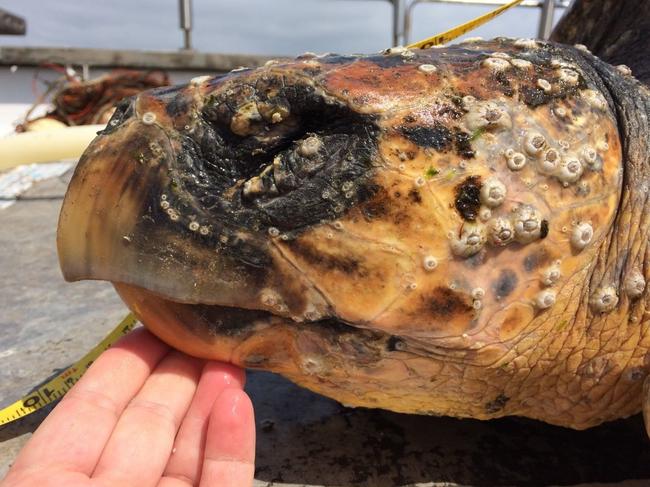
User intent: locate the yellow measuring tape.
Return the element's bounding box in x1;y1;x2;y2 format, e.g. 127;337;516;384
0;313;138;426
407;0;524;49
0;0;525;427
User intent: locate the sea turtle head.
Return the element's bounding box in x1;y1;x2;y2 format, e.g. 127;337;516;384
58;42;635;422
57;56;390;323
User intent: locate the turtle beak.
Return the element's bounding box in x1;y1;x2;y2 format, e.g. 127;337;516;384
57;102;176;287
57;93;266;308
56;87;330;318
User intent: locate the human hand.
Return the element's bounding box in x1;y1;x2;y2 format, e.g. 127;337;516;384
3;328;255;487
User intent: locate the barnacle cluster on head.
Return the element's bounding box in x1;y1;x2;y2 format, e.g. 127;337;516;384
502;130;600;188
411;37;625;320
450;193;548;257
382;39;630;332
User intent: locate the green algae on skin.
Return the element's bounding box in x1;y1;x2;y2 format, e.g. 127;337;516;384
470;127;486;141
425;166;440;179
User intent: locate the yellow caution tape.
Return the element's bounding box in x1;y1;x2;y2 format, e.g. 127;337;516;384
407;0;525;49
0;313;138;425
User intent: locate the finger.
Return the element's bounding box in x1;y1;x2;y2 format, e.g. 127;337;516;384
162;362;245;486
92;351;204;487
199;388;256;487
9;327;169;475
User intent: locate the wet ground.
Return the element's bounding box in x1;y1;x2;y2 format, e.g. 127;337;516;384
1;170;649;487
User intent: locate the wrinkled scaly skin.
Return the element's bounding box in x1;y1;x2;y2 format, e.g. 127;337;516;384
58;34;650;431
551;0;650;85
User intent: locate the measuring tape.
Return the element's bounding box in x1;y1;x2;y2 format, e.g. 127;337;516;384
0;313;137;426
0;0;525;427
407;0;524;49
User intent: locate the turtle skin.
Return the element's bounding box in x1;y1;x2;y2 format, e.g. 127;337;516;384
57;38;650;430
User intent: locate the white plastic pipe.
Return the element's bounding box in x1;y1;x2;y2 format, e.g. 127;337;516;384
0;124;105;171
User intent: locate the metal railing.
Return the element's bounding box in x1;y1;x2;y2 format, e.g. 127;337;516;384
0;1;571;52
403;0;572;45
179;0;193;50
174;0;570;52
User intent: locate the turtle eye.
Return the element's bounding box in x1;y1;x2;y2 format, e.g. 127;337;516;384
102;97;135;135
241;133;326;202
153;72;380;239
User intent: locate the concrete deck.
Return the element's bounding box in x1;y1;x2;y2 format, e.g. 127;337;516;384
1;170;649;486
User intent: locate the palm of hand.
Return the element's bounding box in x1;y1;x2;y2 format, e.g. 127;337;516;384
2;328;255;487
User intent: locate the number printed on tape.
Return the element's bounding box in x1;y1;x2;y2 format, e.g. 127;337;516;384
0;314;137;425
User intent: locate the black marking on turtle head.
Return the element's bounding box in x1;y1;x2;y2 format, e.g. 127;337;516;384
101;97;135;135
493;71;514;97
521;87;553;107
166;95;190;118
453;129;475;158
540;219;549;239
359;185;391;221
387;336;406;352
523;248;551;272
368;53;413;69
485;394;509;413
493;269;518;300
170;300;272;343
318;54;361;65
243;354;269;367
400;123;453;151
399;124;475;159
160;72;381;250
454;176;482;221
428;287;473;319
285;239;367;277
408;188;422;204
